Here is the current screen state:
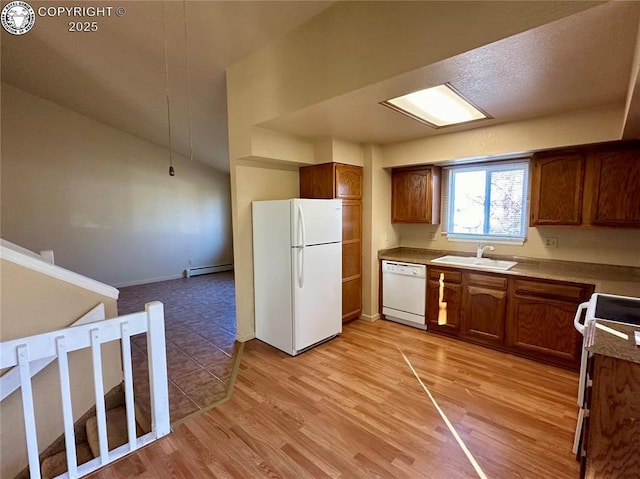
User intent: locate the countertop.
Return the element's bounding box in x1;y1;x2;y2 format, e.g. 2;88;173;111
378;247;640;297
586;320;640;364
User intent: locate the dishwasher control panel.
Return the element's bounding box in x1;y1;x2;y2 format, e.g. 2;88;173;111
382;261;426;278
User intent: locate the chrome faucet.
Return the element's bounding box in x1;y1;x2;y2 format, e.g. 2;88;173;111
476;244;495;258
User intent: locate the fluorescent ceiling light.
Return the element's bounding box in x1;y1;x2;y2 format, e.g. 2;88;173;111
382;84;489;128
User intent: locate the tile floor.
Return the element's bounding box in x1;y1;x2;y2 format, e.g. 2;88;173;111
117;272;237;425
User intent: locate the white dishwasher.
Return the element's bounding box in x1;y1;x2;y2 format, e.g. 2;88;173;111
382;260;427;330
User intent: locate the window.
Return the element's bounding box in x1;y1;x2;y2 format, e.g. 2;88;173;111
444;161;529;243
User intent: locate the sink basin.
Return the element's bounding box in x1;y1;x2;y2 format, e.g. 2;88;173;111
431;255;518;271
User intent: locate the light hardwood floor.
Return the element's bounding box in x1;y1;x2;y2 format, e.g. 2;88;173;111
88;319;581;478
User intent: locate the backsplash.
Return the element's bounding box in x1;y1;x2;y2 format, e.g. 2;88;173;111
393;223;640;267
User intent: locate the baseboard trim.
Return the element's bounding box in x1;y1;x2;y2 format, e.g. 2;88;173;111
359;313;380;323
113;274;184;288
186;264;233;278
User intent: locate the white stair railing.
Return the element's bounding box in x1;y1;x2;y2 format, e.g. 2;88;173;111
0;302;170;479
0;303;107;402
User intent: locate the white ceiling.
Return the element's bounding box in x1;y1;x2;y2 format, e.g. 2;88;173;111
1;1;333;172
261;1;640;143
2;2;640;173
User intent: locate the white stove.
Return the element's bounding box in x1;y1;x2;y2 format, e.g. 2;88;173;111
572;292;640;458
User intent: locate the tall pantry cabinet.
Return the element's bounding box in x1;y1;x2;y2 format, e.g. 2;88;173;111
300;163;363;323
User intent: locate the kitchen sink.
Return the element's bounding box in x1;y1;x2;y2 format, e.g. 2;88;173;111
431;255;518;271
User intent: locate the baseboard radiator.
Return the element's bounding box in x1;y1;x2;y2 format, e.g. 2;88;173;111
185;264;233;278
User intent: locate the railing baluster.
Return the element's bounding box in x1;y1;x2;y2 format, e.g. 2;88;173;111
17;344;41;479
120;322;137;451
145;302;170;438
90;329;109;463
56;336;78;478
1;303;171;479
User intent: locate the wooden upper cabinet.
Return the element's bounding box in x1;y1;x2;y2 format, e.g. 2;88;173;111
530;152;584;226
335;164;363;199
391;166;441;223
299;163;335;199
529;141;640;228
584;148;640;227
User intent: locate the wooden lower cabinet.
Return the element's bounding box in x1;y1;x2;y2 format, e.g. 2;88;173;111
426;267;462;335
505;278;591;370
342;277;362;321
422;266;593;370
461;273;507;346
583;355;640;478
506;295;582;369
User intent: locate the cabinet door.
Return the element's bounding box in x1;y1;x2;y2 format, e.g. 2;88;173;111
342;277;361;322
391;167;441;223
341;199;361;322
461;281;507;346
426;278;462;335
299;163;334;199
506;294;582;369
585;148;640;227
530;152;584;225
335;164;363;200
586;356;640;478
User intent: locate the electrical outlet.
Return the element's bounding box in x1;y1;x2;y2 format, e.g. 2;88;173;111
544;237;558;248
428;232;436;241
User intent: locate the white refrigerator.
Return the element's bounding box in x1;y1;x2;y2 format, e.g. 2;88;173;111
252;198;342;356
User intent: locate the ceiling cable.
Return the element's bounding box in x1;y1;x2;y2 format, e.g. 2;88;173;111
183;0;194;162
162;2;175;176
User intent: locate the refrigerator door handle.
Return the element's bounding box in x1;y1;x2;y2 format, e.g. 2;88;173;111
298;204;306;249
297;204;306;288
298;247;305;288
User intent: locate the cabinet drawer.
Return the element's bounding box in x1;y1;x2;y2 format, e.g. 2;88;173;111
428;268;462;283
466;273;507;290
514;279;586;301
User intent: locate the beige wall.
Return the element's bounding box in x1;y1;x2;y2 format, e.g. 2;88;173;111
1;84;234;287
231;162;300;341
313;138;364;167
250;127;315;165
395;224;640;268
0;260;121;478
381;105;624;168
362;145;398;321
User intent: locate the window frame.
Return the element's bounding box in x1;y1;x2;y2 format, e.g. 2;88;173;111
444;159;530;244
